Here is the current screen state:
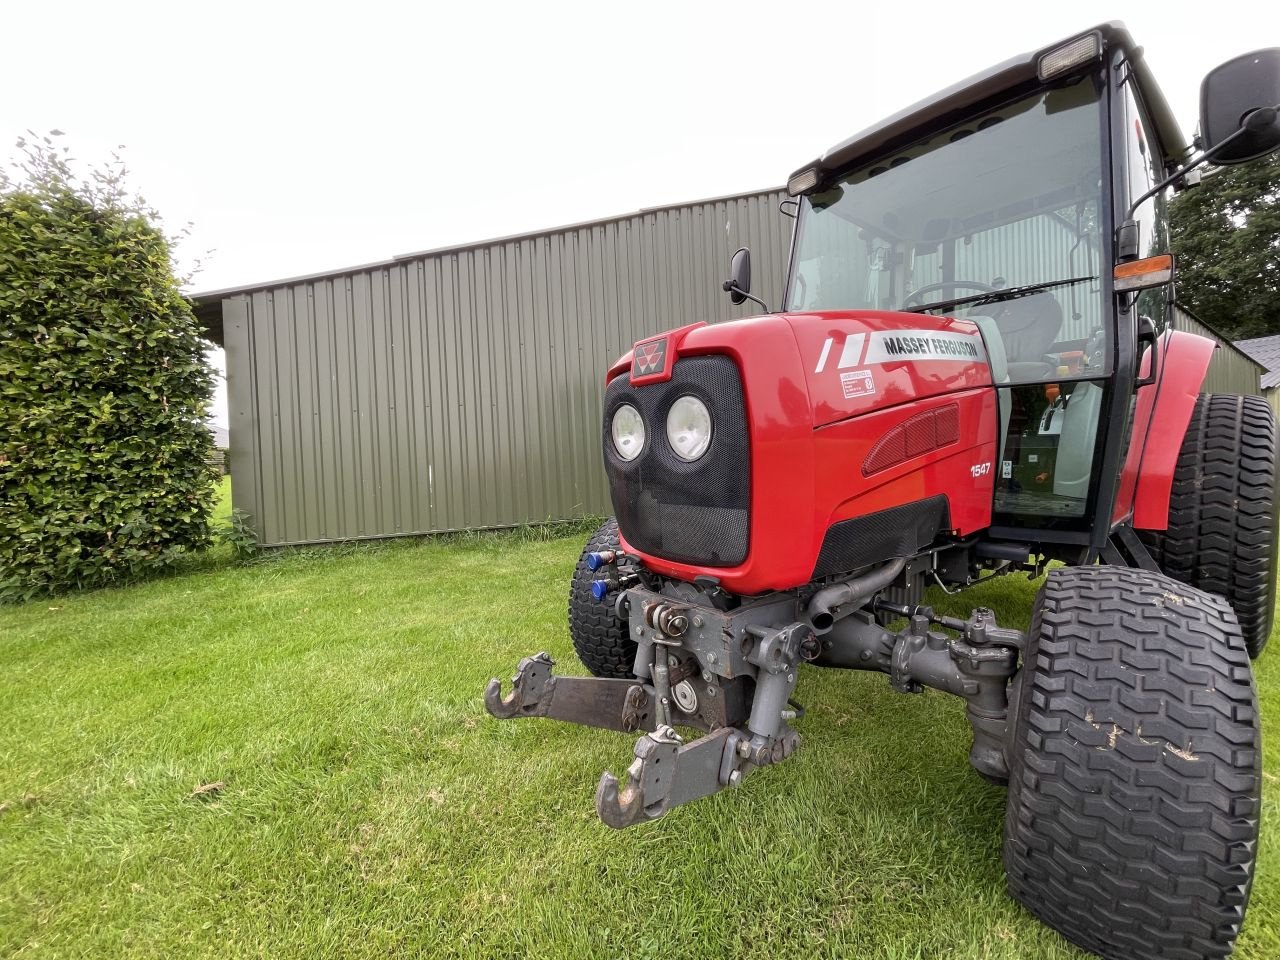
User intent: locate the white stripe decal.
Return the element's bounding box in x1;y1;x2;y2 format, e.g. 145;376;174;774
837;333;867;369
814;337;833;374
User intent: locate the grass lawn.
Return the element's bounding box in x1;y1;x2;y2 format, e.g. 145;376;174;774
1;499;1276;959
213;475;233;524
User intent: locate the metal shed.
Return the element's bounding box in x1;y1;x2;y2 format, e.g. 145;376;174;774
194;188;791;547
1170;306;1266;397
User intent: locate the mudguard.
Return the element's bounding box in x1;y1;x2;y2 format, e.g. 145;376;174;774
1123;330;1216;530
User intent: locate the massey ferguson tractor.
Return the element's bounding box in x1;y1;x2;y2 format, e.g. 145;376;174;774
485;24;1280;960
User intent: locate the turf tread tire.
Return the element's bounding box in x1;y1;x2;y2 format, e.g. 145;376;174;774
568;519;637;678
1139;393;1277;658
1004;566;1260;960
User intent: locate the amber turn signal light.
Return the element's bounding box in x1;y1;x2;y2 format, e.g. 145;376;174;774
1113;254;1175;292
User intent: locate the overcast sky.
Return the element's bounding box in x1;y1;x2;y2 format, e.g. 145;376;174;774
1;0;1269;426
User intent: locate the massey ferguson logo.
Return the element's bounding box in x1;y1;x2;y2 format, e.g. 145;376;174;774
632;338;667;377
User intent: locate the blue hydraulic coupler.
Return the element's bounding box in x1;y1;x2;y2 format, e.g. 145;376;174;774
591;579;613;601
586;550;618;572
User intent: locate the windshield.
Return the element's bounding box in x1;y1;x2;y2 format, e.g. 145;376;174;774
787;75;1107;385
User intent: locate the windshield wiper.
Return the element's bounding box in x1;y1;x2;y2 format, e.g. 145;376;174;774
902;275;1097;315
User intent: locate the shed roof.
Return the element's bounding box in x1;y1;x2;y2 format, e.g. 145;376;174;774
189;186;783;348
207;424;229;448
1235;335;1280;388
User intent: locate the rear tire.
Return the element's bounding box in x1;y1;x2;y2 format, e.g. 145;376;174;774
1139;393;1277;658
1003;566;1260;960
568;518;637;678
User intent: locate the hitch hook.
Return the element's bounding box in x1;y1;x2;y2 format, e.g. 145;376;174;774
484;651;555;719
595;725;683;829
594;725;746;829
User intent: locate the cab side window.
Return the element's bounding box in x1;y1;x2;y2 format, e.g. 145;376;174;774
1122;76;1171;330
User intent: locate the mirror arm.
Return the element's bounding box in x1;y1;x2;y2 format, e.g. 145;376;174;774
721;282;770;312
1126;104;1279;218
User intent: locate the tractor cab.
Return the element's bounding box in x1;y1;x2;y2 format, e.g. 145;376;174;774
781;23;1196;552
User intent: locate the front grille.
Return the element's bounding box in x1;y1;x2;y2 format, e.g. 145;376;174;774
602;356;749;566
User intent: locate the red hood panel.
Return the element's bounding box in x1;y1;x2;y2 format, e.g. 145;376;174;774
782;310;993;426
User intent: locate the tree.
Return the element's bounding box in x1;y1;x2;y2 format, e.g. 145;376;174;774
1170;153;1280;340
0;134;217;601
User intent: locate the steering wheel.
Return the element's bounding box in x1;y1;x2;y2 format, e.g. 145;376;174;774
901;280;995;310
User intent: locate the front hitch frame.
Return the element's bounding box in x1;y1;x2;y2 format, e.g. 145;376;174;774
485;650;803;830
486;651;801;829
485;602;811;829
485;570;1029;826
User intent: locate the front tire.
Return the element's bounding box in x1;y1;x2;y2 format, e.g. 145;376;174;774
568;518;637;678
1004;566;1260;960
1139;393;1277;658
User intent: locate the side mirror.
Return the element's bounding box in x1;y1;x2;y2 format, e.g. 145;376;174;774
723;247;752;304
1200;48;1280;164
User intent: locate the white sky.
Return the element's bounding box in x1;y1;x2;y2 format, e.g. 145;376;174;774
1;0;1270;427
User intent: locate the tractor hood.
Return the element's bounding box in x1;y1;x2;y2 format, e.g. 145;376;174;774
607;310;993;429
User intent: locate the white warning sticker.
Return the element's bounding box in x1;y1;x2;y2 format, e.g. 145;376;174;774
863;329;987;364
1002;461;1013;479
840;369;875;399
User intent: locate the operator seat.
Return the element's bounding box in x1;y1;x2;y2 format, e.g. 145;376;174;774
992;292;1063;381
1053;328;1107;503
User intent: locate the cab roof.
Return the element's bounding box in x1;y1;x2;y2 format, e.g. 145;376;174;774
789;22;1188;191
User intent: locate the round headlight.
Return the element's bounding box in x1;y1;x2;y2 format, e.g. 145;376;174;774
611;404;645;461
666;395;712;461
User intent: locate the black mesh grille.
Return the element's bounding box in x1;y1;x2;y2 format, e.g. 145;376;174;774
603;356;749;566
812;496;950;579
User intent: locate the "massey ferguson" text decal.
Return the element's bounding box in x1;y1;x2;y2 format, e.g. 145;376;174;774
816;329;986;373
863;329;986;364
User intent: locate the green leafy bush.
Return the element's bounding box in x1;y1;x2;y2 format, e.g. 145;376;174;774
217;509;259;562
0;134;217;601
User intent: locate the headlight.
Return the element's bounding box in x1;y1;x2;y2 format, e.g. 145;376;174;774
666;395;712;461
611;404;645;461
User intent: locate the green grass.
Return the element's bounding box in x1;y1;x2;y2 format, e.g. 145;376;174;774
1;521;1276;959
213;475;232;524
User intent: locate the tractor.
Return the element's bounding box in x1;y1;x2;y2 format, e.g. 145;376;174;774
484;23;1280;960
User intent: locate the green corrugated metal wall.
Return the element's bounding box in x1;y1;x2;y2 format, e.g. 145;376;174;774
221;190;792;546
1170;307;1265;396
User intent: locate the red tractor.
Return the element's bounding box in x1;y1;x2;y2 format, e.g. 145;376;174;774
486;24;1280;960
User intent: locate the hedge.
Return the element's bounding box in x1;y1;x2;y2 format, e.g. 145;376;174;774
0;135;217;600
